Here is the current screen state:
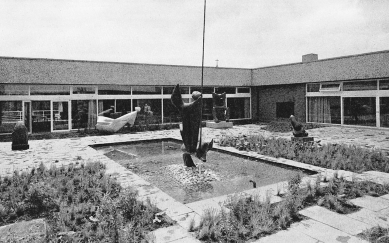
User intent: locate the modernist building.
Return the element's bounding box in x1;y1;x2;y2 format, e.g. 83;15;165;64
1;50;389;134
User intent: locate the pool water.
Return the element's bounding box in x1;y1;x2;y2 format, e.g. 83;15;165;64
94;140;311;204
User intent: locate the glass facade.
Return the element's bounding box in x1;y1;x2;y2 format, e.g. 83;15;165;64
30;85;70;95
228;98;251;119
307;97;341;124
0;85;29;95
0;84;250;134
307;79;389;127
71;100;97;130
0;101;23;133
343;97;376;126
380;97;389;128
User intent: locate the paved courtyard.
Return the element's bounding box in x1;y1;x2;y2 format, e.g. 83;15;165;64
1;124;389;242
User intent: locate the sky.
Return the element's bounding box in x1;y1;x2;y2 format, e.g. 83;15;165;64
0;0;388;68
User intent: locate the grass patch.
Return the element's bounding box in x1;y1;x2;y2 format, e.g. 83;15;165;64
194;173;389;242
0;162;173;242
219;134;389;173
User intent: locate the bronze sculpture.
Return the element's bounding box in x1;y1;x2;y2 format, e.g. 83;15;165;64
171;84;213;167
12;121;29;150
290;115;308;137
212;92;230;123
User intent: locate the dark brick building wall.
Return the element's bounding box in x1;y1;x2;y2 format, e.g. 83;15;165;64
253;83;306;122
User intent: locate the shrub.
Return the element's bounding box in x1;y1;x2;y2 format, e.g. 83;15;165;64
0;162;172;242
218;134;389;173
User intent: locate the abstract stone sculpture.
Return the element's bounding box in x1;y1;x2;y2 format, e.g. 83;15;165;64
171;84;213;167
290;115;308;137
12;121;29;150
96;110;138;133
212;92;230;123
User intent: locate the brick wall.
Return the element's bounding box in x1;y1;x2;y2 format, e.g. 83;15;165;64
254;83;306;122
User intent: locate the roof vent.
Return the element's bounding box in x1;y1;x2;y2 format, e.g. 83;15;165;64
302;53;318;63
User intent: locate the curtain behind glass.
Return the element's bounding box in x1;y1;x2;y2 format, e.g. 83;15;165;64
308;97;331;123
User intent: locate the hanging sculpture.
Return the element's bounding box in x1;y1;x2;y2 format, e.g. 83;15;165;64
171;84;213;167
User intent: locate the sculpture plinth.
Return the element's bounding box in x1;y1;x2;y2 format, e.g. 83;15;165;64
12;121;29;151
206;121;233;129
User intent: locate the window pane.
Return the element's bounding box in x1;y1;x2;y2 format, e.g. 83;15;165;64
132;99;162;124
0;85;29;95
0;101;23;133
215;87;236;94
73;86;95;94
32;101;51;133
307;97;341;124
71;100;97;130
343;97;376;126
202;98;214;120
227;98;251;119
379;79;389;90
343;81;377;91
30;85;70;95
320;83;341;91
53;102;69;130
98;85;131;95
307;83;320;92
380;97;389;127
116;99;132;115
132;86;161;95
163;86;189;95
237;87;250;93
190;86;214;94
98;100;115;115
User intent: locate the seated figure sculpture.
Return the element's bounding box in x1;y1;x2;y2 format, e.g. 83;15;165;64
12;121;29;150
96;107;138;133
290;115;308;137
212;92;230;123
171;84;213;167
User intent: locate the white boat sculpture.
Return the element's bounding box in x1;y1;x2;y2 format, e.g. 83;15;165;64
96;110;138;133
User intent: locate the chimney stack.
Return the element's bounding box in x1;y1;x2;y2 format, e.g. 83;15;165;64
302;53;318;63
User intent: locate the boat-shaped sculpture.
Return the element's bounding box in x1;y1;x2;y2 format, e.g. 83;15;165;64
96;110;138;133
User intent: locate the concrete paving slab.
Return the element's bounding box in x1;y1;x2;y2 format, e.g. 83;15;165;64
346;208;389;228
170;212;202;231
292;219;369;243
299;206;371;235
349;196;389;212
185;198;229;216
253;227;321;243
139;191;193;218
147;225;190;243
380;194;389;201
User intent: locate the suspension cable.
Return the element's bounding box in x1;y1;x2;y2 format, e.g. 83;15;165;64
199;0;206;145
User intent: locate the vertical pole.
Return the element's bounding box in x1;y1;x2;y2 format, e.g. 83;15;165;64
199;0;206;145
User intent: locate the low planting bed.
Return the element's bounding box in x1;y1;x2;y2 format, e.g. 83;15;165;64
0;162;173;242
194;172;389;243
219;134;389;173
